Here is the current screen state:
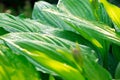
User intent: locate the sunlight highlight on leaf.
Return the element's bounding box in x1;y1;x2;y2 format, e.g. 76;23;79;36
100;0;120;32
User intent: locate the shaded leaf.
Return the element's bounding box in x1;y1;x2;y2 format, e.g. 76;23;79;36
112;44;120;61
115;63;120;79
83;55;112;80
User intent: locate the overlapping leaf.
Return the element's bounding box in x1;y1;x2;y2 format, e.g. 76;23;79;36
0;32;112;80
0;44;40;80
57;0;95;20
0;13;51;33
1;33;91;80
32;1;73;31
90;0;113;27
0;32;95;66
100;0;120;33
0;0;119;80
83;55;112;80
32;1;105;62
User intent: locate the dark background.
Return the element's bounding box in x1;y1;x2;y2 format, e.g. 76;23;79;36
0;0;120;16
108;0;120;7
0;0;58;9
0;0;58;14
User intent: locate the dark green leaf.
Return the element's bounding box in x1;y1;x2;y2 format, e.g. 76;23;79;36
115;63;120;79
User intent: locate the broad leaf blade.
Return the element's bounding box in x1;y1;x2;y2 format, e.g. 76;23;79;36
91;0;113;27
57;0;95;20
0;45;40;80
32;1;73;31
100;0;120;33
0;33;89;80
0;13;50;33
45;10;120;47
83;55;112;80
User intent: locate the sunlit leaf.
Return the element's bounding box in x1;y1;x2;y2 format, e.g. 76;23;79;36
0;13;50;33
57;0;95;20
0;45;40;80
1;32;96;80
32;1;73;31
100;0;120;33
90;0;113;27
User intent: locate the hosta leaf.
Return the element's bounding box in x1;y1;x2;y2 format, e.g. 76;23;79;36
48;29;96;50
32;0;110;66
0;13;50;33
70;43;112;80
0;45;40;80
44;29;96;55
90;0;113;27
100;0;120;33
32;1;73;31
45;10;120;48
57;0;111;56
44;10;111;62
0;33;91;80
0;32;95;67
83;55;112;80
0;32;112;80
57;0;95;20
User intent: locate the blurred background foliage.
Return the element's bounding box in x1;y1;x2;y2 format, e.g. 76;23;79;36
0;0;58;17
0;0;120;18
108;0;120;7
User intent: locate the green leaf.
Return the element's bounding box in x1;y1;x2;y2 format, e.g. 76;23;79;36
44;9;110;62
32;1;73;31
100;0;120;33
70;43;112;80
57;0;95;20
115;63;120;79
48;29;96;50
0;27;9;35
0;32;112;80
49;75;55;80
90;0;113;27
46;10;120;48
1;32;95;80
0;13;50;33
33;0;112;67
0;0;117;79
0;45;40;80
0;32;95;68
83;55;112;80
112;44;120;61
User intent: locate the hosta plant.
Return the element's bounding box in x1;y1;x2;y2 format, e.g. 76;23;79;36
0;0;120;80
